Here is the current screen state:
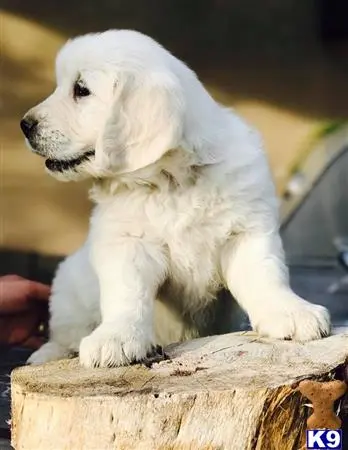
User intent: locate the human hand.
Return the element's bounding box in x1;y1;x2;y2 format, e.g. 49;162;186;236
0;274;51;348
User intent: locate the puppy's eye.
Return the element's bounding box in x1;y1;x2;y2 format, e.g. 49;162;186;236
73;81;91;99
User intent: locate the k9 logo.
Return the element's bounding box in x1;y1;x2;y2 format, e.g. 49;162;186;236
306;430;342;450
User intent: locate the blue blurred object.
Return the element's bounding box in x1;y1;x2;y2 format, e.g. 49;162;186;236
338;251;348;271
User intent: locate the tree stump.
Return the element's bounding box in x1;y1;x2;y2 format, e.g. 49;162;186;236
11;332;348;450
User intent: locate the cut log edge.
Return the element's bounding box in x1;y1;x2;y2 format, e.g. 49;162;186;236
11;332;348;396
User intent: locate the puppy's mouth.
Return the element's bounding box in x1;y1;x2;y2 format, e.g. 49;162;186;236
45;150;95;172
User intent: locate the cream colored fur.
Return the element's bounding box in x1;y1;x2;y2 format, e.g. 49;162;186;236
21;30;330;368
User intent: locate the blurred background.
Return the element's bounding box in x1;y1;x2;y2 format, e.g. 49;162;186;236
0;0;347;317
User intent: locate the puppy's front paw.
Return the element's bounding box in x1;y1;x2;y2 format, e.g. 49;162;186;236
27;342;72;365
252;295;330;341
79;323;155;368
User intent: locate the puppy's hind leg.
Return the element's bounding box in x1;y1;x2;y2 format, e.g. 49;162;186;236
28;245;101;365
28;342;72;365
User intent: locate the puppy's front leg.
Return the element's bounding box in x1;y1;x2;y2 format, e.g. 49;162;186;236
79;238;167;368
221;231;330;341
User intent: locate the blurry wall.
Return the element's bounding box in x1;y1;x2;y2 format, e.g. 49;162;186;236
1;1;348;256
1;13;91;255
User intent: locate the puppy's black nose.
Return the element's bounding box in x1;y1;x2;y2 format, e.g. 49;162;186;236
20;117;38;138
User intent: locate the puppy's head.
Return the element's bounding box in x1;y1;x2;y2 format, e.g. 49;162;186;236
20;30;187;181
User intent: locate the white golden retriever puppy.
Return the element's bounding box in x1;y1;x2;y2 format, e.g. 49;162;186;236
21;30;330;368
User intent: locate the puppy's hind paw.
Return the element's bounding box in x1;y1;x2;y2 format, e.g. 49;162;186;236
27;342;72;365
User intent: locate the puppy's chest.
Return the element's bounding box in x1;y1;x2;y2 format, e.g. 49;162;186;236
149;190;233;291
94;186;233;284
164;227;222;298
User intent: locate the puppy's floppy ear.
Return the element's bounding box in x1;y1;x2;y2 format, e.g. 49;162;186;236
96;72;184;173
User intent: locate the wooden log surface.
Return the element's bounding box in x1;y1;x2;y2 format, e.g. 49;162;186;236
11;332;348;450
